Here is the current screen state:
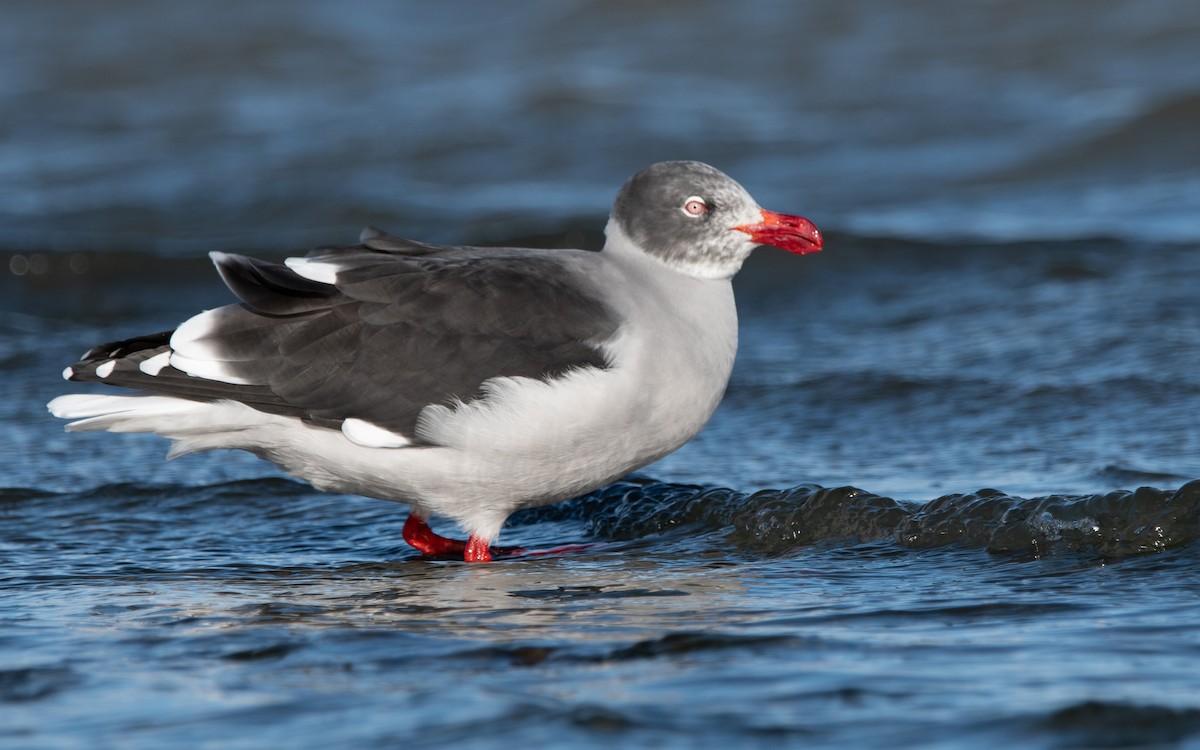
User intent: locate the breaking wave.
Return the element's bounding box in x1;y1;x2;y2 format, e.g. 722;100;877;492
522;476;1200;558
4;475;1198;561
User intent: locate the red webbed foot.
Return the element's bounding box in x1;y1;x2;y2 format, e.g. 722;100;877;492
403;514;525;562
402;514;593;562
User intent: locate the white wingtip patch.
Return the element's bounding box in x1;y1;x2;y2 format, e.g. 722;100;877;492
170;309;217;350
168;352;257;385
284;257;339;284
95;360;116;379
62;366;75;381
139;351;172;376
341;418;412;448
168;309;257;385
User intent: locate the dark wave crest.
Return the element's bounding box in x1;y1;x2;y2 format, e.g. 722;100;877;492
993;92;1200;184
521;477;1200;558
4;476;1198;560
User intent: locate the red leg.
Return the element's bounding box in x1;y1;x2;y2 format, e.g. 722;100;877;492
403;514;522;561
403;512;587;562
464;535;493;563
402;514;466;557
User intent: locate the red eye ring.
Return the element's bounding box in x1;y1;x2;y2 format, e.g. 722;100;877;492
682;196;708;217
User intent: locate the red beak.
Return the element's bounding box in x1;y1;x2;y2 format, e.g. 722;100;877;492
733;209;823;256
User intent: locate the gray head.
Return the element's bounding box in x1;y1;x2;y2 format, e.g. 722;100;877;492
608;161;822;279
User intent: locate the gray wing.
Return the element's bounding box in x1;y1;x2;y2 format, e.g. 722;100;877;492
66;232;621;442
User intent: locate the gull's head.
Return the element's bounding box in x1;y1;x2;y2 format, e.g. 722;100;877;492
607;161;823;280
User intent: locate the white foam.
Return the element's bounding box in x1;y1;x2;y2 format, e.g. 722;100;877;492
341;418;412;448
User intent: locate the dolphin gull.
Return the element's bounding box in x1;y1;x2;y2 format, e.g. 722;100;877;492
48;161;823;561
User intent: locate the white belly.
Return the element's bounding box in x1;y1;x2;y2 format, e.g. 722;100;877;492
280;257;740;538
49;244;740;543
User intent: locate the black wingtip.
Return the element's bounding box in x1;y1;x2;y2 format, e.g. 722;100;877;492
79;330;175;363
358;227;444;256
210;252;334;316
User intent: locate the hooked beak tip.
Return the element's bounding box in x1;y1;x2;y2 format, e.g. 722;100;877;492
734;209;823;255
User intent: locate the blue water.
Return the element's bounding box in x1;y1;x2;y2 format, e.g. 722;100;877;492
4;1;1200;748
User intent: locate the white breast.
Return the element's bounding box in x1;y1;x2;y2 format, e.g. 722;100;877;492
393;227;740;523
49;230;741;544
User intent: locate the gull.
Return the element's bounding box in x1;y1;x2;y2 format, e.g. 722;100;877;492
49;161;823;561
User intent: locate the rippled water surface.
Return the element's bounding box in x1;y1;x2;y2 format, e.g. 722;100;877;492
5;479;1200;748
4;1;1200;748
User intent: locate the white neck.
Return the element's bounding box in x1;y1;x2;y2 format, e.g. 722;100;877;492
602;217;752;281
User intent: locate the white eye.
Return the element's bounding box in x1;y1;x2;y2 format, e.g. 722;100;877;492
681;196;708;217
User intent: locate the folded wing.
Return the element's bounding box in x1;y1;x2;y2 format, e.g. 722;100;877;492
64;232;620;445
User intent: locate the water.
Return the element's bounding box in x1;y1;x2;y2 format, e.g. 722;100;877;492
4;1;1200;747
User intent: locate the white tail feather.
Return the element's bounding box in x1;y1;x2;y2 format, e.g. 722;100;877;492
47;394;277;456
45;392;422;504
48;394;202;430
